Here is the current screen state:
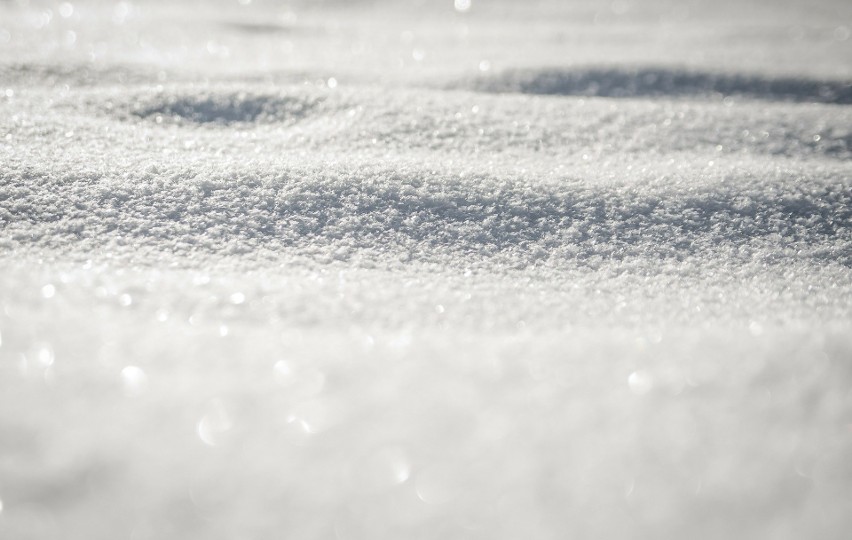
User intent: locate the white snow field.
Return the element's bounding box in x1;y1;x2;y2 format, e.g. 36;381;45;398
1;0;851;538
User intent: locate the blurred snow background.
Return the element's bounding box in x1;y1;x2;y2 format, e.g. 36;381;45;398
1;0;851;538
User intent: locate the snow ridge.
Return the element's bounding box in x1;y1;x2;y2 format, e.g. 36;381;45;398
3;163;849;267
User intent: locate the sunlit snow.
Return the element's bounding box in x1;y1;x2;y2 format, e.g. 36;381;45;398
1;0;851;539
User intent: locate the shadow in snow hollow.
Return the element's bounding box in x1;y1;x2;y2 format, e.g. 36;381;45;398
466;67;852;104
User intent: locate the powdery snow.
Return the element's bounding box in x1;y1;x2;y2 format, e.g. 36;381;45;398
1;1;851;539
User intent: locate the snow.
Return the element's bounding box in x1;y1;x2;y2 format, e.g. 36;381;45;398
1;0;851;539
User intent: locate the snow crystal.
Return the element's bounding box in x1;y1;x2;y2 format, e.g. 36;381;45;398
40;284;55;298
628;370;654;395
120;365;148;397
454;0;472;14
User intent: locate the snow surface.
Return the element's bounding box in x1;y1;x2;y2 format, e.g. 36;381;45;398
1;0;851;539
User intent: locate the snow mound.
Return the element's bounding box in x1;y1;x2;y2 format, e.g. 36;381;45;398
466;67;852;104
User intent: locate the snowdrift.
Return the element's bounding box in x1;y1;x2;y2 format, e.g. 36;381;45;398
1;0;851;539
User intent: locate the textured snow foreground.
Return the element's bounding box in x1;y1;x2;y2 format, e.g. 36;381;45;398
1;0;852;538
